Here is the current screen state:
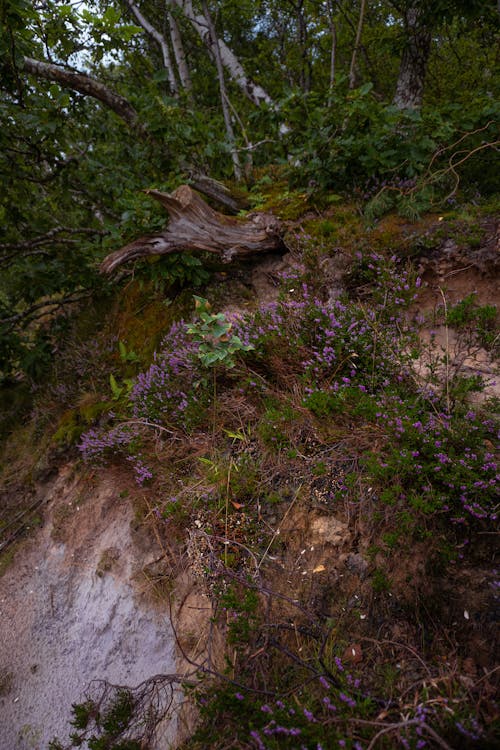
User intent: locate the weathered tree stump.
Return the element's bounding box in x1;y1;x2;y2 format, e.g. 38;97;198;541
100;185;284;274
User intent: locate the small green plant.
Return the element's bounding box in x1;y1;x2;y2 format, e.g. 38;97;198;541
371;567;391;593
186;297;254;368
446;294;497;350
258;403;299;450
219;582;259;644
118;342;139;363
51;690;142;750
139;254;209;293
109;374;134;401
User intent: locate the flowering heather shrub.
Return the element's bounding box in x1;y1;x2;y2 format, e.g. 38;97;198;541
78;322;204;483
366;399;499;523
80;254;497;511
233;254;418;392
79;422;138;461
79;423;153;485
194;660;472;750
130;321;203;428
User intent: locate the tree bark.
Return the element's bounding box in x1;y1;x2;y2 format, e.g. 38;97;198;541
201;0;242;180
124;0;179;96
168;11;193;94
327;2;337;103
393;5;432;109
348;0;366;90
100;185;283;274
167;0;274;107
188;172;249;213
22;57;144;132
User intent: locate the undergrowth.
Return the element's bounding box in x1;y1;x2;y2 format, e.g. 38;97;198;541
58;234;500;749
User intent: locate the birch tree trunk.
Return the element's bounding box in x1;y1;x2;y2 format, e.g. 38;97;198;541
168;11;193;94
167;0;274;107
201;1;242;180
125;0;178;97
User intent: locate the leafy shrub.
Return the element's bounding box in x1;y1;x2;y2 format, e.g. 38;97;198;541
282;87;500;214
138;254;210;294
365;399;498;523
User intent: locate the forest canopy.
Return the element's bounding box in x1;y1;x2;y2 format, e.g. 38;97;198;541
0;0;499;380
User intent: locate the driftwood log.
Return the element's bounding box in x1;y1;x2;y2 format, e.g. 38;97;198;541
100;184;284;274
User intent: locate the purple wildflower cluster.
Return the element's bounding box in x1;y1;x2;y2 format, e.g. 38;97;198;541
78;322;203;482
242;666;362;748
79;422;137;461
130;321;201;427
126;456;153;485
372;396;499;522
232;256;417;394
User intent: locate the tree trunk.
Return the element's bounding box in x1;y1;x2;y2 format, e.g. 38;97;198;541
100;185;283;274
168;11;192;94
327;2;337;104
125;0;179;97
348;0;366;90
393;6;432;109
168;0;274;107
201;1;242;180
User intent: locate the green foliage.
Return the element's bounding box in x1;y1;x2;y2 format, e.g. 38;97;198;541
138;255;210;294
70;701;94;730
187;297;254;369
371;567;391;593
283;87;499;214
446;294;497;350
109;374;134;402
54;691;141;750
258;402;299;450
118;342;139;364
219;583;259;644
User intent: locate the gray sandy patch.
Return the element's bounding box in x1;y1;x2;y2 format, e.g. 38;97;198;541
0;469;179;750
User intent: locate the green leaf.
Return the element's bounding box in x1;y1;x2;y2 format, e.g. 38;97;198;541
109;374;123;400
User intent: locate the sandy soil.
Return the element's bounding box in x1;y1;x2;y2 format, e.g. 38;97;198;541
0;465;180;750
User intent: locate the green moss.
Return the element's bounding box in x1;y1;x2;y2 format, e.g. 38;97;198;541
110;281;193;367
301;205;363;248
371;567;391;593
52;397;115;446
245;178;311;220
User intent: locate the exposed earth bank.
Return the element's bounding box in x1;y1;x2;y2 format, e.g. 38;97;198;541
0;465;180;750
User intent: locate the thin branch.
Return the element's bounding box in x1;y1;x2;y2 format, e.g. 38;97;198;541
124;0;179;96
22;57;145;132
348;0;366;89
0;291;92;331
0;226;107;252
